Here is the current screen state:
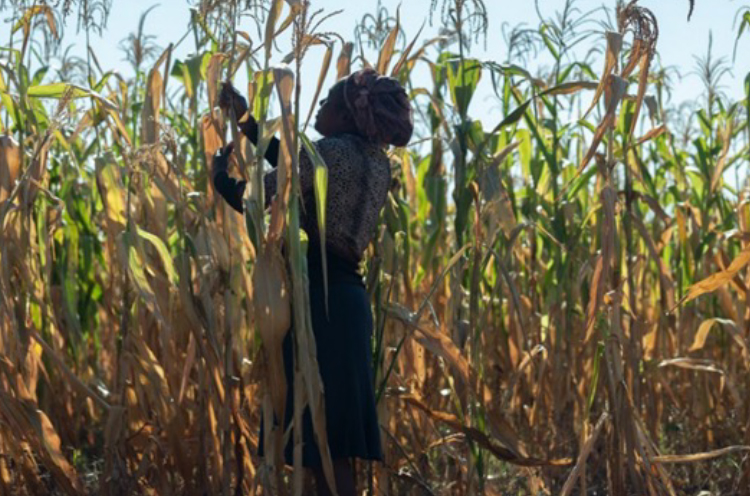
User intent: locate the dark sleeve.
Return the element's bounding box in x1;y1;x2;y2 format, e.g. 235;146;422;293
213;169;246;214
264;171;275;210
239;119;280;168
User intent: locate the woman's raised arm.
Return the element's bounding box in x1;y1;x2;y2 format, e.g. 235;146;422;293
220;82;280;168
211;143;283;214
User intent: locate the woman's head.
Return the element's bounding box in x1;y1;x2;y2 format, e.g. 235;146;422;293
314;68;413;147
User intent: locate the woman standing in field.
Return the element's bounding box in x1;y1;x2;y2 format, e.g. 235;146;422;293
212;69;413;496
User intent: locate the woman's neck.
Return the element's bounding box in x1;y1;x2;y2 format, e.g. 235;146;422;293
332;132;386;151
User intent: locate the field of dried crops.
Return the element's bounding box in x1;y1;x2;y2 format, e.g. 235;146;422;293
1;0;750;494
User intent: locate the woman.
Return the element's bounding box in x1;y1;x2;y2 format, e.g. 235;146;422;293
212;68;413;496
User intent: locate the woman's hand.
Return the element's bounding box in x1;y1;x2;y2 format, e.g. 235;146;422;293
219;82;250;121
220;81;273;162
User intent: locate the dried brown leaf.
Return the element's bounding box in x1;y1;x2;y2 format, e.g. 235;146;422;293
689;318;750;364
560;413;609;496
376;9;400;75
0;393;82;495
628;50;653;139
304;43;334;131
579;76;628;174
0;135;21;203
404;396;571;467
336;42;354;80
390;23;425;77
682;246;750;304
653;445;750;464
206;53;229;114
711;119;734;192
583;32;623;119
635;126;667;147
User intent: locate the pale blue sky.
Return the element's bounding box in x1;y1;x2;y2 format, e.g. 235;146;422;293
59;0;750;129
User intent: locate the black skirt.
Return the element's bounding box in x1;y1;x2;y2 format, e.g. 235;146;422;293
259;247;383;467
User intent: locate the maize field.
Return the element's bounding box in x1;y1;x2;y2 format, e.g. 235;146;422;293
1;0;750;494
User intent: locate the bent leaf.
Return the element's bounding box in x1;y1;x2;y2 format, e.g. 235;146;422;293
27;83;118;111
690;318;737;352
683;246;750;304
12;6;58;40
137;227;178;285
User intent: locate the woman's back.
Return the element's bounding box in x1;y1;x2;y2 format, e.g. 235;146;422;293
295;134;391;264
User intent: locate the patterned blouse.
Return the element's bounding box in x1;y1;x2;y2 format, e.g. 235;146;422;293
213;133;391;264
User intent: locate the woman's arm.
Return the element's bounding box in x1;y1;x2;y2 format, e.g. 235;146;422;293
238;118;280;168
220;82;279;168
212;145;246;213
212;144;280;214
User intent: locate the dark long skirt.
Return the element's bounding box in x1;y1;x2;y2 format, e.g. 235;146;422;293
259;248;383;468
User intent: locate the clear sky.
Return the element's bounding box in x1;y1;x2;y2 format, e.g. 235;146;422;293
58;0;750;129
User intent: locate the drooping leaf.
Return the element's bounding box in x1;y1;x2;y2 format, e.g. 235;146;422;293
627;49;653;140
635;125;667;146
584;32;623;119
171;52;209;99
682;246;750;304
0;395;83;494
734;11;750;60
691;318;734;352
12;6;58;40
579;75;629;174
137;227;178;285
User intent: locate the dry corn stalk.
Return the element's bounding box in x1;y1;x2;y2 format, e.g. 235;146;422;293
0;135;21;203
253;246;291;420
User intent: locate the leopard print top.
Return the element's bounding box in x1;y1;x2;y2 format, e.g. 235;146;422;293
216;133;391;264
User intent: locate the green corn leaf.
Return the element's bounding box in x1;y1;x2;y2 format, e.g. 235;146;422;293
190;8;219;52
253;70;276;122
300;132;329;313
734;11;750;60
446;58;482;120
121;229;168;328
31;66;49;86
27;83;118;111
173;53;209;99
495;99;532;130
540;25;559;60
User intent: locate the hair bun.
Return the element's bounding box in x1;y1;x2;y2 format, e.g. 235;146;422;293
343;68;414;147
